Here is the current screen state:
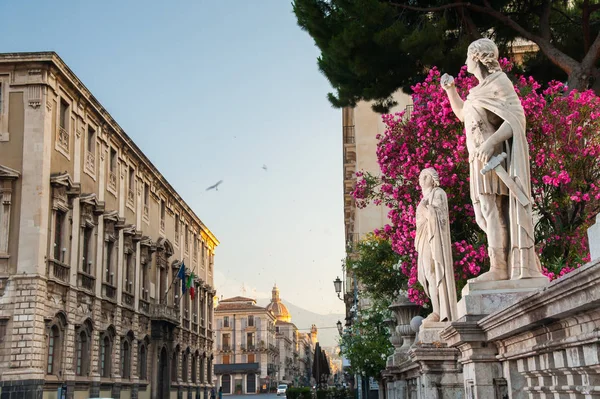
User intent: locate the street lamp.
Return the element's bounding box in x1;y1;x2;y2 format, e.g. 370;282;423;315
336;320;343;336
333;276;343;300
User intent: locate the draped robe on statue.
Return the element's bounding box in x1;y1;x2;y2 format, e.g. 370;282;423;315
464;71;543;278
416;186;458;322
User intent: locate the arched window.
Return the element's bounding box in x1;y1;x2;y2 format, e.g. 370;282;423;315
191;353;197;383
171;350;179;382
75;329;90;376
100;335;112;378
47;325;60;374
200;355;205;383
182;351;188;383
121;339;131;379
138;342;147;380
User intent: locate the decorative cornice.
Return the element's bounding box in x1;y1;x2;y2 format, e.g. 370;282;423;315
0;165;20;180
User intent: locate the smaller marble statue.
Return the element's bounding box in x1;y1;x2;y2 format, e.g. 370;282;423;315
415;168;458;322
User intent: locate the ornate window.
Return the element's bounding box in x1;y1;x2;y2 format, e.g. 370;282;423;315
191;352;197;383
127;166;135;209
200;354;205;383
74;321;92;376
138;340;147;380
182;350;189;383
84;125;96;177
171;348;179;382
121;337;131;379
55;98;70;157
99;327;115;378
78;194;99;291
0;166;19;273
45;313;66;376
143;183;150;221
108;148;118;193
102;211;119;300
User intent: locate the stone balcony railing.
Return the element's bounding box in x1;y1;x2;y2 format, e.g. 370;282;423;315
58;126;69;151
48;259;70;284
139;299;150;314
122;291;135;308
102;282;117;301
127;189;135;206
108;171;117;191
150;303;180;325
78;271;95;292
85;151;95;174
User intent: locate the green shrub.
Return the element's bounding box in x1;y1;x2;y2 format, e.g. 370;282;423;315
287;387;312;399
316;389;328;399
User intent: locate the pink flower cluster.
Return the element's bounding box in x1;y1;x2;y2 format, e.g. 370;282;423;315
354;62;600;304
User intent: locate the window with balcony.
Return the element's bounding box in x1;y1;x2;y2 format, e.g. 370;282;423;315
143;183;149;220
247;332;255;349
248;315;254;327
56;99;70;155
175;215;180;245
79;226;95;291
185;227;189;254
223;316;230;328
105;241;114;284
223;354;230;364
160;200;166;233
124;253;134;294
127;166;135;207
222;333;231;350
85;126;96;176
53;210;66;262
108;148;117;192
193;235;198;261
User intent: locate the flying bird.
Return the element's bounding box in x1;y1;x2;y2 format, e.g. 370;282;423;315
206;180;223;191
262;164;268;171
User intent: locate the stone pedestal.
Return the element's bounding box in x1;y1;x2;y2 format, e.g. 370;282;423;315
457;277;548;319
417;321;449;344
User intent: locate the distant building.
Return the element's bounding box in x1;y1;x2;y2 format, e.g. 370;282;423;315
0;52;217;399
214;296;278;394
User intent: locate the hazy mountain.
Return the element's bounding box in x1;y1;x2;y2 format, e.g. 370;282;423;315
257;298;344;348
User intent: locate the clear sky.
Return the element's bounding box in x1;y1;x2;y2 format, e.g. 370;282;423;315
0;1;346;315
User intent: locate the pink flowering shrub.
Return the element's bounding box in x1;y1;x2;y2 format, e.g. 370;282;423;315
354;62;600;305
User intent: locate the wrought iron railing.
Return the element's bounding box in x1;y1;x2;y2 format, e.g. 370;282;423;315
343;126;355;144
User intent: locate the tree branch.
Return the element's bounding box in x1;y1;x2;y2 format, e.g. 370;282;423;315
582;31;600;70
389;0;581;75
540;0;552;41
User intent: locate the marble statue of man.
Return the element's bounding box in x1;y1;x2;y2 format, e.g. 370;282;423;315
416;168;458;322
440;38;544;281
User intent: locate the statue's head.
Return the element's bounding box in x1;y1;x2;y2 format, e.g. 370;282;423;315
419;168;440;190
466;38;501;75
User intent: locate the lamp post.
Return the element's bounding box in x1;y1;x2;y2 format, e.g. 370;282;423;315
333;277;343;301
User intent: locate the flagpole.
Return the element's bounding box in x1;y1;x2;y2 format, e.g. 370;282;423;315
178;258;201;304
163;261;185;303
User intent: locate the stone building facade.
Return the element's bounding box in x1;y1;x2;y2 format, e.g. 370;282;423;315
214;297;279;394
0;52;217;399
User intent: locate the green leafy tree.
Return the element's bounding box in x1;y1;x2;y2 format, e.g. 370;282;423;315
339;304;393;385
346;234;407;307
293;0;600;112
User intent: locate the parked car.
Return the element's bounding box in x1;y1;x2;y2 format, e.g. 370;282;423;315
277;384;288;396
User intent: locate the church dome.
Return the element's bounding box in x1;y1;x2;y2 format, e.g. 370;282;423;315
266;285;291;322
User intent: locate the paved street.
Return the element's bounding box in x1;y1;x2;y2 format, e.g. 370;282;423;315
225;394;282;399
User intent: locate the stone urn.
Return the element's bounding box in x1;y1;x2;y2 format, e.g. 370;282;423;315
389;293;421;365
